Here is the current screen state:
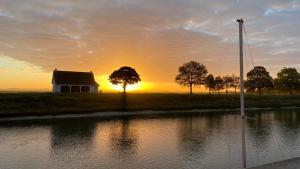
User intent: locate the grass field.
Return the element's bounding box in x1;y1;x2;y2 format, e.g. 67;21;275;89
0;93;300;117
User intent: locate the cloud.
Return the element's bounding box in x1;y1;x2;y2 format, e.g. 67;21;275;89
0;0;299;88
264;1;300;16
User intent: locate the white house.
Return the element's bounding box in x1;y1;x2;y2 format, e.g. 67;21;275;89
52;69;99;93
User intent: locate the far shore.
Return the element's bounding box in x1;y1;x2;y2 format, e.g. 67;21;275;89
1;93;300;120
1;106;300;122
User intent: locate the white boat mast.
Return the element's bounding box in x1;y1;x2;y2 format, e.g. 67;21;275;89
237;18;246;169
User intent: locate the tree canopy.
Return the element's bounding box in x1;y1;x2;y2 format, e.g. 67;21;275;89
276;67;300;95
175;61;208;94
245;66;273;95
214;76;225;94
231;74;240;93
223;75;234;94
109;66;141;93
205;74;215;94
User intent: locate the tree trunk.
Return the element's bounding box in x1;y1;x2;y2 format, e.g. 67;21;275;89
123;82;127;94
189;83;193;94
235;87;237;93
258;88;262;95
226;86;228;94
290;88;292;95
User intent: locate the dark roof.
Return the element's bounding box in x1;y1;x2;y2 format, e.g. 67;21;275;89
52;70;98;86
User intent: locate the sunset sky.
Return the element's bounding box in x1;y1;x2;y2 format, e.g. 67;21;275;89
0;0;299;92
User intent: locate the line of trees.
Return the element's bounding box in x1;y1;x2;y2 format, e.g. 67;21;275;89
175;61;300;95
106;62;300;95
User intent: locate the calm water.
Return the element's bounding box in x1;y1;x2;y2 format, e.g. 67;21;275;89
1;110;300;169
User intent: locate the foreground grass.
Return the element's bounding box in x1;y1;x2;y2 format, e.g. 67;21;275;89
1;93;300;117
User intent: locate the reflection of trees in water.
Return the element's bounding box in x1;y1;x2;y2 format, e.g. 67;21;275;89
206;115;224;129
178;115;240;160
110;119;138;157
247;110;300;150
178;116;212;159
247;112;273;149
245;110;300;165
50;119;97;155
274;110;300;129
273;110;300;146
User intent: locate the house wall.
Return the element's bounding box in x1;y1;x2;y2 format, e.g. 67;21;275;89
52;84;61;92
52;84;98;93
90;85;98;93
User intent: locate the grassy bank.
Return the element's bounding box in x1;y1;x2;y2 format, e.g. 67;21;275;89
0;93;300;117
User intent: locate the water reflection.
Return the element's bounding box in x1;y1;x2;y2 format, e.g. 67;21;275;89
247;113;273;149
50;119;97;153
247;110;300;147
178;114;242;169
1;110;300;169
178;117;209;159
274;110;300;128
110;119;138;157
274;111;300;145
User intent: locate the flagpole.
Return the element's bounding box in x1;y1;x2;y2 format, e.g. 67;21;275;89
237;18;246;169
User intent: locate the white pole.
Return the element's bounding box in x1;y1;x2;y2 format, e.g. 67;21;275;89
237;18;246;169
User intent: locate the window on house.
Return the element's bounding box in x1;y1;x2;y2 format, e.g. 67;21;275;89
71;86;80;93
81;86;90;92
61;86;70;93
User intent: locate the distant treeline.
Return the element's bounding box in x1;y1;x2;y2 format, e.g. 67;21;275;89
175;61;300;95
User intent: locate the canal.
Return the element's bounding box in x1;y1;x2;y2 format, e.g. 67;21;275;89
1;109;300;169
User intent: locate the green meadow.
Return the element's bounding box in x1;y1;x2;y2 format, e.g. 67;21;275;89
1;93;300;117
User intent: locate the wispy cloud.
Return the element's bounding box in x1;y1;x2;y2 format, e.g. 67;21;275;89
0;0;299;90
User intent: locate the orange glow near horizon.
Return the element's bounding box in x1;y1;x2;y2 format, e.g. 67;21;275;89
0;56;213;93
96;75;151;92
111;83;141;92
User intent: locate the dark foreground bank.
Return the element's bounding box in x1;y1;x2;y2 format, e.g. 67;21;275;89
0;93;300;117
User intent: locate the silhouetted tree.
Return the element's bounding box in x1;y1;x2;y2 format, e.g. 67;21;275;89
223;75;234;94
231;74;240;93
109;66;141;94
245;66;273;95
175;61;208;94
273;78;283;94
205;74;215;94
276;67;300;95
214;76;225;94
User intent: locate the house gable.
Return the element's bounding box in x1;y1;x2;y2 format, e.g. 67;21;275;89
52;70;99;86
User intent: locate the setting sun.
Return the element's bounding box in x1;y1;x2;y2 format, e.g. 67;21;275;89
111;83;141;92
96;75;151;92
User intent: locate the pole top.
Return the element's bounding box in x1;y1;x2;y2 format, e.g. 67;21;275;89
237;18;244;23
